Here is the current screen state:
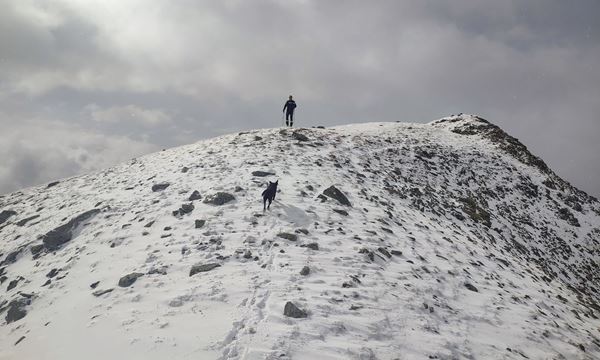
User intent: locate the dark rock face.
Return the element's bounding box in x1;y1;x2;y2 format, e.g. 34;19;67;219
292;131;309;142
195;219;206;228
46;268;59;278
333;209;349;216
323;186;352;207
203;192;235;206
1;248;23;266
252;171;275;177
465;283;479;292
558;208;580;227
174;203;195;216
7;279;19;291
0;210;17;225
152;183;170;192
118;272;144;287
47;181;60;188
188;190;202;201
16;215;40;227
42;209;101;251
5;298;31;323
277;233;298;241
189;263;221;276
284;301;307;318
300;266;310;276
378;247;392;258
459;197;491;227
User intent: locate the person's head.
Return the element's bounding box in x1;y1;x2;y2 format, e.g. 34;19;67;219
289;95;293;100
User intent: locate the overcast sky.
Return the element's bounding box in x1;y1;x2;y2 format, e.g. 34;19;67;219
1;0;598;196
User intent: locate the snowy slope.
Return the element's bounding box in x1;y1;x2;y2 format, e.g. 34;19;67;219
1;114;599;360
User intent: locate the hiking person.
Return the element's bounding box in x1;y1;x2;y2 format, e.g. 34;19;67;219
283;95;297;127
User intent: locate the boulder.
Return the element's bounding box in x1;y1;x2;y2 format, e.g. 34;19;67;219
323;186;351;207
195;219;206;228
203;192;235;206
284;301;307;318
292;131;310;142
42;209;101;251
5;298;31;324
277;233;298;241
300;266;310;276
189;263;221;276
465;283;479;292
118;272;144;287
0;210;17;225
16;215;40;227
188;190;202;201
179;203;195;215
47;181;60;188
333;209;349;216
151;183;170;192
305;243;319;251
92;288;114;297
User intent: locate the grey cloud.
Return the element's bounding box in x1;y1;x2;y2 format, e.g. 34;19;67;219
0;0;598;196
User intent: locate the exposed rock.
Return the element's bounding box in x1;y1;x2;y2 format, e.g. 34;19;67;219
16;215;40;227
465;283;479;292
92;288;114;297
190;263;221;276
459;197;491;227
203;192;235;206
558;208;580;227
7;279;19;291
46;268;59;278
90;281;100;289
188;190;202;201
5;298;31;323
1;248;23;266
300;266;310;276
305;243;319;251
47;181;60;188
30;244;44;257
284;301;307;318
234;186;244;192
252;171;275;177
243;250;252;259
378;247;392;258
292;131;310;142
15;336;26;346
391;250;403;256
333;209;349;216
144;220;155;228
181;167;189;173
42;209;101;251
295;228;309;235
323;186;352;207
118;272;144;287
0;210;17;225
277;232;298;241
152;183;170;192
195;219;206;228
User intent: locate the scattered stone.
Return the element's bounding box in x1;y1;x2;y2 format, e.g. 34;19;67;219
189;263;221;276
188;190;202;201
465;283;479;292
42;279;51;287
144;220;155;228
252;171;275;177
181;167;189;173
378;247;392;258
391;250;403;256
118;272;144;287
47;181;60;188
7;279;19;291
0;210;17;225
179;203;195;215
30;244;44;257
323;186;352;207
46;268;59;278
300;266;310;276
90;281;100;289
1;248;23;266
203;192;235;206
152;183;170;192
5;298;30;324
305;243;319;251
277;232;298;241
558;208;580;227
42;209;101;251
333;209;349;216
195;219;206;228
243;250;252;259
284;301;307;318
14;336;26;346
92;288;114;297
295;228;309;235
292;131;309;142
459;197;491;227
234;186;244;192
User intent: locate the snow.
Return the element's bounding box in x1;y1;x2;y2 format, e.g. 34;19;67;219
1;115;599;359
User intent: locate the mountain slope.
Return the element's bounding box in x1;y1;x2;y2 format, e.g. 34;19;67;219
1;115;599;359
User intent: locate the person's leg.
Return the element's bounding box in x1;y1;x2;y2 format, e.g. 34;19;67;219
290;111;294;127
285;112;290;126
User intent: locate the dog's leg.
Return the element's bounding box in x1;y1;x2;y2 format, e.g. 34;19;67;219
263;197;266;211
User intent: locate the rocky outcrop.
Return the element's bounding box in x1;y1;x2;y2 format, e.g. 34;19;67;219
42;209;101;251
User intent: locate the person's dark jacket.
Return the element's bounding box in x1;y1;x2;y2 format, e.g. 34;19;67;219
283;100;297;113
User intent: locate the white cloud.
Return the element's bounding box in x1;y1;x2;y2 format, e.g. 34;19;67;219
86;104;171;127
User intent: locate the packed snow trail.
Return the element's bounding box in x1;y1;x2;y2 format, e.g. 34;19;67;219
1;115;599;359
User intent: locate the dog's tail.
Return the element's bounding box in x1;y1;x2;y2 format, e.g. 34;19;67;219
261;189;267;197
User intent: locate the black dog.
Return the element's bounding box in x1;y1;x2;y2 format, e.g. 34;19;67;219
262;180;278;211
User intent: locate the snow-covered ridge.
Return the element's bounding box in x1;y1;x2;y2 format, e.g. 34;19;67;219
1;115;599;359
